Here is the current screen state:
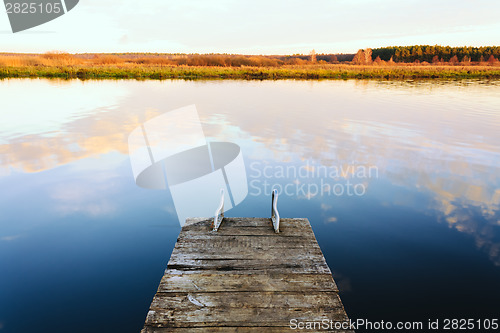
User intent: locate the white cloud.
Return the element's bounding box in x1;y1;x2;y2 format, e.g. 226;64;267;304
1;234;22;241
50;178;119;217
326;217;338;223
321;203;332;211
0;80;127;140
1;0;499;53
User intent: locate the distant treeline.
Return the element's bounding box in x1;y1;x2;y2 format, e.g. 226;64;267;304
276;54;354;63
1;46;499;69
100;53;355;66
372;45;500;63
1;52;355;67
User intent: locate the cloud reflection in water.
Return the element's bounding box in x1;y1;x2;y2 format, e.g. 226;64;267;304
0;78;499;265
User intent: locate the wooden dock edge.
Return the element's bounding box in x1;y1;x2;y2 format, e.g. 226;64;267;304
142;217;354;332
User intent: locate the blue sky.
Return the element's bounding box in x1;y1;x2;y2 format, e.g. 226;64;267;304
1;0;500;54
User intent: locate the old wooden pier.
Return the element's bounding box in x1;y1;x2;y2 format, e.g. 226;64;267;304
142;214;352;332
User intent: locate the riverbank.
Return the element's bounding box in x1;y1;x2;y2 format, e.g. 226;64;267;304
1;64;500;80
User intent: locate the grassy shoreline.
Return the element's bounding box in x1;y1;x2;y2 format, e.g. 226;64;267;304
1;64;500;80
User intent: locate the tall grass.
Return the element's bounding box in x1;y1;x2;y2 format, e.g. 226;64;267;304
0;52;83;67
0;52;499;80
91;55;125;65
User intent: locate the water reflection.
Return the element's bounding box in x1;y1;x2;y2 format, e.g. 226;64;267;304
1;79;499;263
0;78;499;331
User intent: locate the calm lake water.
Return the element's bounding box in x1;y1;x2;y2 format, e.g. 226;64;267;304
0;79;499;332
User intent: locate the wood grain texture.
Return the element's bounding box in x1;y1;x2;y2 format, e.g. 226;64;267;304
142;218;353;332
156;273;338;293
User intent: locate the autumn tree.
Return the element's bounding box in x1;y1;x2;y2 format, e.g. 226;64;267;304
488;55;498;64
449;55;459;64
374;56;384;65
310;49;316;63
352;48;373;65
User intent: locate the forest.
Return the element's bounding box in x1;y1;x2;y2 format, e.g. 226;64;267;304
371;45;500;63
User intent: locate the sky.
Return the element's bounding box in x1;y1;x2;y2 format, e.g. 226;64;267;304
1;0;500;54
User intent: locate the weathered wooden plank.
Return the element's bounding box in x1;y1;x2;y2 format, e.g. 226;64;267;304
181;218;315;237
156;273;338;293
164;268;337;276
175;234;319;247
180;226;314;237
167;258;331;274
169;247;325;261
150;292;342;310
145;306;347;328
143;327;353;333
184;217;312;228
168;255;327;265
